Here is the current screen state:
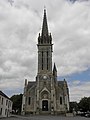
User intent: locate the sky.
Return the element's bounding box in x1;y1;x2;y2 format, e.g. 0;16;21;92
0;0;90;102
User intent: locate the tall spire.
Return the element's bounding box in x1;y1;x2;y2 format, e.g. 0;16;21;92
42;8;48;36
38;8;52;44
53;63;57;72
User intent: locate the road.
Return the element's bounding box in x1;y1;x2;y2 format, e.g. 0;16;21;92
0;115;90;120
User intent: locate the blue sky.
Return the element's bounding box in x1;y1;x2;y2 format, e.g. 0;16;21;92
59;69;90;82
58;69;90;102
0;0;90;102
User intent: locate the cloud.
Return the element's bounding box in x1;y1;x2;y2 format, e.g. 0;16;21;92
53;1;90;76
0;0;90;101
72;80;80;85
69;81;90;102
67;0;90;3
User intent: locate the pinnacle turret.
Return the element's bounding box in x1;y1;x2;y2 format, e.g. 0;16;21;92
53;63;57;81
53;63;57;72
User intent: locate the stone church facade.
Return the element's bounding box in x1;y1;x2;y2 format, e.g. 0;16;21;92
21;9;69;115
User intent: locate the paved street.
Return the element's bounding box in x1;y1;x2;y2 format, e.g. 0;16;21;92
0;115;90;120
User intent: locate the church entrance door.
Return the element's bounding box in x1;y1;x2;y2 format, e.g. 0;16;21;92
42;100;48;111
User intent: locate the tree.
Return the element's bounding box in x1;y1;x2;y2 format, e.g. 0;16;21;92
78;97;90;112
10;94;23;114
69;101;78;113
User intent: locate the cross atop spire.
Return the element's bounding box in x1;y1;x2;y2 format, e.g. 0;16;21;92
44;5;46;9
41;8;48;36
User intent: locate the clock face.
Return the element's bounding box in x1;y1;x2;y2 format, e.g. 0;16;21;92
43;75;47;79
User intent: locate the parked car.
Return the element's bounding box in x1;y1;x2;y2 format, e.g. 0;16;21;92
80;112;86;116
85;113;90;117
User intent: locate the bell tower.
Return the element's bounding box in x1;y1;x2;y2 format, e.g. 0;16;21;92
37;9;53;74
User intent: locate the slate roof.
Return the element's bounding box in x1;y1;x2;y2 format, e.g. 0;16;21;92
0;90;10;100
58;81;64;85
58;80;68;88
27;81;36;90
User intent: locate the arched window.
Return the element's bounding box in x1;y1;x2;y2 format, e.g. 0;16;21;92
60;96;62;105
47;51;48;70
28;97;31;105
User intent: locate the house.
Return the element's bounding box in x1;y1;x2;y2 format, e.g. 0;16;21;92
0;91;13;118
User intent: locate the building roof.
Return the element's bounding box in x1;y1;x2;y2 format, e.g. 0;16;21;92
58;80;68;88
0;90;10;100
58;81;64;85
27;81;36;90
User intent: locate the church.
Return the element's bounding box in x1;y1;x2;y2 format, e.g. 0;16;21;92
21;9;69;115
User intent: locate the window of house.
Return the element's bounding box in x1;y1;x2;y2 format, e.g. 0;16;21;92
5;109;7;115
0;109;1;115
28;97;31;105
60;96;62;105
2;98;3;105
8;101;11;108
9;101;11;107
0;108;2;115
6;100;8;106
